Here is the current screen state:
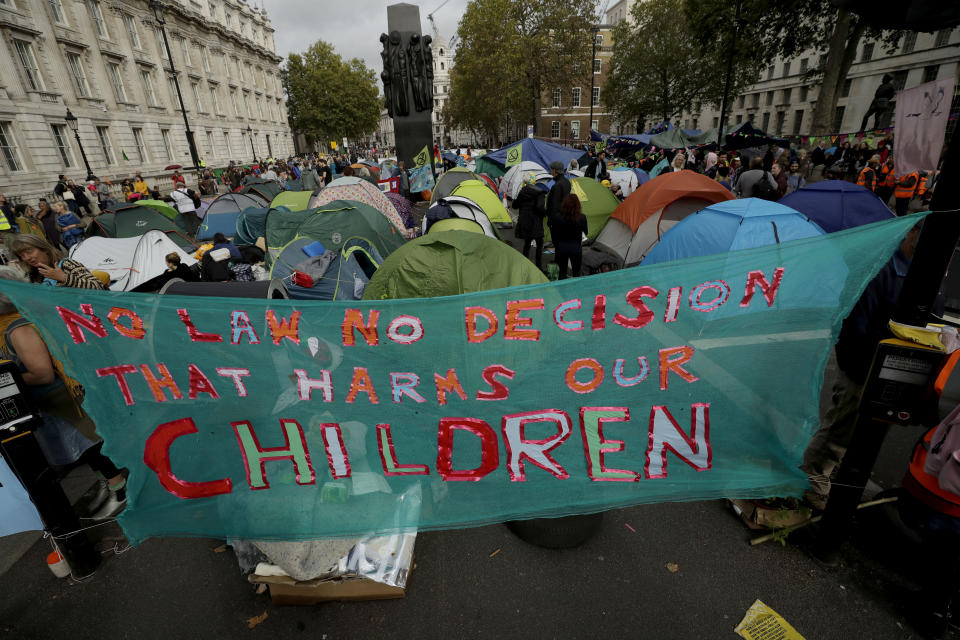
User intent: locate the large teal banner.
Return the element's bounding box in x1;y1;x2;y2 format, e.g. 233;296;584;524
0;216;921;544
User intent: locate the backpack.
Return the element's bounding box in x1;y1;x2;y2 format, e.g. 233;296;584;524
753;172;778;201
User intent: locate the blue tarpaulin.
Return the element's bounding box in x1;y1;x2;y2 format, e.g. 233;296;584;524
485;138;588;171
779;180;895;233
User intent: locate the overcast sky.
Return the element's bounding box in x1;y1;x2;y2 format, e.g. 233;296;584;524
263;0;470;80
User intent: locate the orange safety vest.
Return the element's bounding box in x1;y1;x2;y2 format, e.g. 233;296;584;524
856;166;877;192
917;175;928;197
895;171;919;200
879;164;896;189
905;427;960;518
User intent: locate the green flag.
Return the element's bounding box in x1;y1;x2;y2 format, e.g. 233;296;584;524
122;150;129;161
595;141;604;152
505;143;522;168
413;145;430;169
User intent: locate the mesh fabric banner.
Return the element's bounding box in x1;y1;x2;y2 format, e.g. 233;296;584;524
0;215;921;545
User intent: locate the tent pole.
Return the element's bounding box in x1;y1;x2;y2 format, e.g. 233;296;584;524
716;0;743;152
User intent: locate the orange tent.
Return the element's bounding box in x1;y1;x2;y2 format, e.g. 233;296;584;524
596;170;734;265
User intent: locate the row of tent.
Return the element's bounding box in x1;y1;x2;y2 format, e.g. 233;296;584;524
589;121;789;152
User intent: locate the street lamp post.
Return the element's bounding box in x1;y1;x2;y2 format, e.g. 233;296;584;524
716;0;744;154
64;109;96;182
588;25;600;138
247;126;258;164
151;1;200;172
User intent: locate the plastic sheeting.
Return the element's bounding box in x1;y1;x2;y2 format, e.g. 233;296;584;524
0;214;923;545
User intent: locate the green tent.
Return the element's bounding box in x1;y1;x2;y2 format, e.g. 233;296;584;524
241;180;284;202
430;167;480;203
564;177;620;240
271;190;314;212
447;180;512;224
363;230;547;300
89;205;194;249
136;199;180;220
474;156;507;180
648;128;718;150
265;200;407;266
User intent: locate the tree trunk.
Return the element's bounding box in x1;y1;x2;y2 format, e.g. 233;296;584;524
810;10;865;134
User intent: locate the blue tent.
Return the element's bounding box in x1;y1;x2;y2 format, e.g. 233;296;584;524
234;206;271;245
484;138;588;172
778;180;894;233
197;206;244;240
642;198;825;265
632;168;651;185
270;236;382;301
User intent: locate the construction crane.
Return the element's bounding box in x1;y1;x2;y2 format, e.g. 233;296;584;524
426;0;450;39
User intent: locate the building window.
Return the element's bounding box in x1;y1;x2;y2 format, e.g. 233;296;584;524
591;119;598;131
752;93;759;108
244;92;253;118
106;62;128;102
13;40;45;92
0;122;23;172
200;45;210;73
50;124;74;168
793;110;804;135
840;78;851;97
160;128;173;161
440;61;444;70
178;36;191;66
141;69;157;106
66;53;91;98
124;14;141;49
861;42;874;62
782;61;790;77
236;58;244;82
735;114;743;124
551;120;560;138
782;87;791;103
167;77;179;109
595;33;603;47
761;112;771;131
766;90;774;106
767;66;774;80
49;0;68;25
592;87;600;107
800;58;808;73
571;120;580;139
223;130;232;157
902;32;917;53
191;81;203;112
88;0;108;38
572;87;581;107
209;86;220;114
893;70;909;91
552;88;561;108
737;95;745;109
155;26;170;59
206;130;215;157
935;28;952;47
923;65;940;83
132;127;148;163
775;111;785;135
833;105;845;131
96;126;115;164
800;85;809;102
256;96;263;120
593;58;601;74
230;89;239;116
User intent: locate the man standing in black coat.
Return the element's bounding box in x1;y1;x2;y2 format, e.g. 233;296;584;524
585;151;608;181
546;161;571;223
512;175;546;270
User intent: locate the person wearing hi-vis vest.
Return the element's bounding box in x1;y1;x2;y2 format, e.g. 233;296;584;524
856;155;881;192
895;170;924;216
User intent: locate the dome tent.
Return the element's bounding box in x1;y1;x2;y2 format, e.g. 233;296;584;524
444;180;512;224
270;236;383;301
642;198;826;265
363;230;547;300
500;161;547;200
778;180;894;233
430;167;495;203
594;170;734;266
309;178;407;235
69;230;197;291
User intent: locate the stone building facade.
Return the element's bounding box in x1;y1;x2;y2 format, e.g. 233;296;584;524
684;29;959;138
536;25;614;145
0;0;293;203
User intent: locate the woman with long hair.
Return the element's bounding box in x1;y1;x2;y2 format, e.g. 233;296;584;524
7;234;105;289
551;193;588;280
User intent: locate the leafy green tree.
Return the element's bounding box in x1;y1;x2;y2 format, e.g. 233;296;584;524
282;41;382;148
446;0;597;141
684;0;903;134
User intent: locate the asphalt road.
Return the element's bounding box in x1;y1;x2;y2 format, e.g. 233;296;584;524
0;210;951;640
